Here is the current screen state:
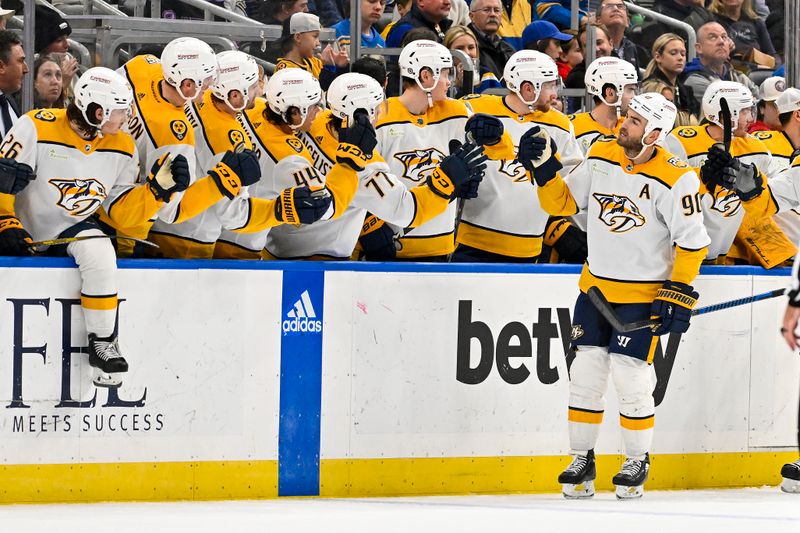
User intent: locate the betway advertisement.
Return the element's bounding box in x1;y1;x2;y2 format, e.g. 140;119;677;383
321;271;796;460
0;266;282;464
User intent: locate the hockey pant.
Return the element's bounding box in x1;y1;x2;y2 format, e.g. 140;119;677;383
67;228;118;338
567;346;656;459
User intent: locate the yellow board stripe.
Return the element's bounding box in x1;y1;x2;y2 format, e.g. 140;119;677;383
320;451;798;497
568;408;604;424
0;460;278;504
80;294;118;311
620;414;655;430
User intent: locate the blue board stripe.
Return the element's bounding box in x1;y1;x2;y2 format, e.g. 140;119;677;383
278;270;324;496
0;256;790;276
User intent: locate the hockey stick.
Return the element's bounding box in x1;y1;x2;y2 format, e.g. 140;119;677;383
30;234;159;250
587;286;787;333
720;97;732;152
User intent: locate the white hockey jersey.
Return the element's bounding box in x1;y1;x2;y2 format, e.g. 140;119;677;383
0;109;138;241
665;125;777;261
216;98;319;258
537;138;710;303
457;94;568;258
751;130;800;244
374;97;470;258
246;109;451;259
148;91;271;259
569;111;622;152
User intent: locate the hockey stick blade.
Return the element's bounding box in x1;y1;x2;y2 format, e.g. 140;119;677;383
588;286;788;333
720;97;732;152
30;234;160;249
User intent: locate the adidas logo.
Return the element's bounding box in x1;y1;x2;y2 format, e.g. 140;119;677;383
282;290;322;334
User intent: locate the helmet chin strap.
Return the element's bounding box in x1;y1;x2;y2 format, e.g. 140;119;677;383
515;87;539;113
629;134;658;163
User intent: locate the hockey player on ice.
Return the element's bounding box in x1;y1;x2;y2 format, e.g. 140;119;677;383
0;67;191;387
533;92;710;499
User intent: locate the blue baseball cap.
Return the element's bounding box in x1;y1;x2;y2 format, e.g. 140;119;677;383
521;21;573;49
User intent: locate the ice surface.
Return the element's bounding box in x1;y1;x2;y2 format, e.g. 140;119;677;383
1;488;798;533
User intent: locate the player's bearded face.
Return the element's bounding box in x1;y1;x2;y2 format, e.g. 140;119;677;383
535;80;559;111
616;111;646;153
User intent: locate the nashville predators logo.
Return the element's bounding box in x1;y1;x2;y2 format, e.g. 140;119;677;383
593;192;646;232
394;148;446;183
753;131;773;141
667;157;688;169
170;120;188;141
49;178;108;216
228;129;245;149
677;127;697;138
709;188;741;217
34;110;56;122
498;159;526;181
286;138;304;154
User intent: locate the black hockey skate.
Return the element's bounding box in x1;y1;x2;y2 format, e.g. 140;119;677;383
558;449;596;499
780;459;800;493
613;453;650;499
88;333;128;388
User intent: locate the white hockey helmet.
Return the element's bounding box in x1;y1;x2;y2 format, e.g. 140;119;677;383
326;73;385;123
266;67;322;130
211;50;260;112
702;80;755;129
503;50;559;106
627;92;677;146
584;57;639;106
74;67;133;129
161;37;217;101
398;39;453;93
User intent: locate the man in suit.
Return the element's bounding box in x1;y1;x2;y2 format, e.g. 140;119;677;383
0;30;27;138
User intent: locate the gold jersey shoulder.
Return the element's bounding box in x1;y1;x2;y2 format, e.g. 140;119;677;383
588;137;691;188
530;108;572;133
570;111;615;137
191;92;252;154
27;108;135;156
122;56;195;149
461;94;509;116
753;130;793;157
734;133;770;156
376;97;468;128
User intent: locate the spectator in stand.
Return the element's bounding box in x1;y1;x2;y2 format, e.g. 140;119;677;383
709;0;776;69
521;20;572;60
533;0;587;30
32;54;64;109
275;13;350;90
385;0;452;48
332;0;387;51
639;0;713;55
643;33;697;118
765;0;784;60
256;0;308;25
681;21;757;108
564;22;613;113
381;0;413;41
317;0;347;26
0;30;26;138
449;0;471;27
443;25;502;96
556;30;581;82
640;78;696;126
467;0;515;80
748;76;785;132
494;0;534;50
596;0;645;74
34;7;79;95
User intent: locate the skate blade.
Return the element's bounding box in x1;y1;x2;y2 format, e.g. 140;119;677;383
92;368;123;388
615;484;644;500
562;480;595;499
780;477;800;493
